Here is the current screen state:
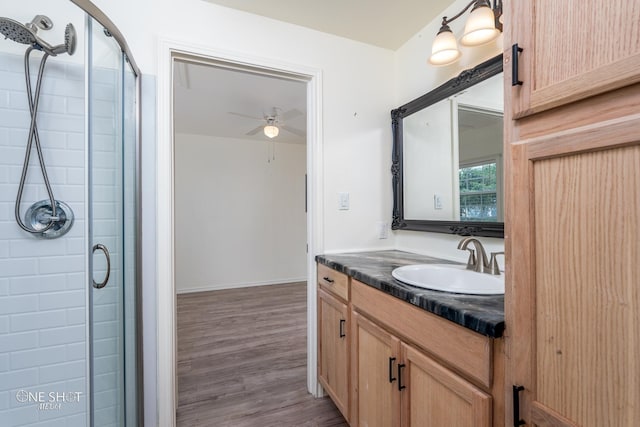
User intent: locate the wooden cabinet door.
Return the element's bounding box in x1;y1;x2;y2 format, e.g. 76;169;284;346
506;115;640;426
507;0;640;118
318;288;349;420
352;312;401;427
400;343;491;427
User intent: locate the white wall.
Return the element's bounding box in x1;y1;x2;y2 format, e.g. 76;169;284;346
404;99;456;220
139;74;157;427
393;0;505;261
174;133;307;293
91;0;397;254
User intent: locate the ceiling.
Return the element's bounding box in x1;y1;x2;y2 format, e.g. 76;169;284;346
203;0;453;50
175;1;455;141
173;60;307;144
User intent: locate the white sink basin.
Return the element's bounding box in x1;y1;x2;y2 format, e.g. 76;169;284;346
391;264;504;295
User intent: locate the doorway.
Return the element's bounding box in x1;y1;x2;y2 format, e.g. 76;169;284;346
156;43;324;425
173;59;309;420
173;60;308;293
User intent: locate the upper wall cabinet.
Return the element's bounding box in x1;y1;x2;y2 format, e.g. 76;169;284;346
504;1;640;426
509;0;640;118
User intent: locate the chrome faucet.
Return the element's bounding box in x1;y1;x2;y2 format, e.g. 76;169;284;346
457;237;503;275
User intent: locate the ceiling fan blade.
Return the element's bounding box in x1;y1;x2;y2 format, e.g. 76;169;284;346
228;111;263;120
281;125;305;137
246;125;264;136
280;108;303;121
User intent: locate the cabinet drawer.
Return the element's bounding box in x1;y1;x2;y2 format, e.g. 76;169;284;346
317;263;349;301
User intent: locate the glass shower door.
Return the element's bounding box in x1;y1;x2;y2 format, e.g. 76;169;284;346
88;16;138;426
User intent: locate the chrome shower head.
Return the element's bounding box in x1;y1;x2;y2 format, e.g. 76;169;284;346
0;16;75;57
0;17;37;45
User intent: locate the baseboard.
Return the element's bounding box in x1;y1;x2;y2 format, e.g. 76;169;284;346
176;277;307;294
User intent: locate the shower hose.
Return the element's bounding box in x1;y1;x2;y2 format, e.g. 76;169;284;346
15;46;58;234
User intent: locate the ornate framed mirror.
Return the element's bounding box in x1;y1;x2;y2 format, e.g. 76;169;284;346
391;54;503;237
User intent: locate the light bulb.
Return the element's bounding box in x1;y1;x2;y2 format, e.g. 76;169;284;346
429;26;461;66
460;5;499;46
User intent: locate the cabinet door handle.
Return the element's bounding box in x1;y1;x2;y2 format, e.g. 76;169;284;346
323;276;335;284
512;43;524;86
398;363;406;391
388;357;397;383
339;319;346;338
512;385;525;426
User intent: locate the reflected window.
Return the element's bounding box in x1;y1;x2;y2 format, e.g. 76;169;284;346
459;160;498;222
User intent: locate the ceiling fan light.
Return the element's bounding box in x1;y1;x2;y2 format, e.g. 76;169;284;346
460;4;499;46
264;124;279;138
429;26;461;66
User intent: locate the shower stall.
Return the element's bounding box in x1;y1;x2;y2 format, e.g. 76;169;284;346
0;0;141;425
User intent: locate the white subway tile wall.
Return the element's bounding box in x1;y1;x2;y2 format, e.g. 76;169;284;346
0;52;87;425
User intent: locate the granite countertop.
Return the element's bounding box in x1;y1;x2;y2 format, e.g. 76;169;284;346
316;250;505;338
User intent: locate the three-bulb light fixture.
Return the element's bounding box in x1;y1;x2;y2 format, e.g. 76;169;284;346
429;0;503;66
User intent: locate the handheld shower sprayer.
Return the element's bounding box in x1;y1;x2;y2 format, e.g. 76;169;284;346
0;15;77;238
0;16;76;56
32;22;77;56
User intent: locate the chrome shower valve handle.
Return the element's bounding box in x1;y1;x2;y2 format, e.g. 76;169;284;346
24;200;74;239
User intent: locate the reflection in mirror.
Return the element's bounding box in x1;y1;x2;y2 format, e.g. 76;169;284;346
457;103;503;222
392;55;503;237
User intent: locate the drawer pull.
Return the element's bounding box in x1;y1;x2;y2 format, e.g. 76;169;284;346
339;319;346;338
398;363;406;391
323;276;335;284
388;357;397;383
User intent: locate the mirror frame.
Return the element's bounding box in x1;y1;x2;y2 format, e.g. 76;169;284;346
391;54;504;237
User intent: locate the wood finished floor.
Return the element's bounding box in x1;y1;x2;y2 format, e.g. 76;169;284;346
177;282;348;427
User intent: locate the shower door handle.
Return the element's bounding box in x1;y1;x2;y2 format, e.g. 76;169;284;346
92;244;111;289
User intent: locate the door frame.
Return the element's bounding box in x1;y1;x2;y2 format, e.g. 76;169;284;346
156;38;324;426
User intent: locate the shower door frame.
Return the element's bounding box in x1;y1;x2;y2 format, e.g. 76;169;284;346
156;39;324;426
71;0;143;426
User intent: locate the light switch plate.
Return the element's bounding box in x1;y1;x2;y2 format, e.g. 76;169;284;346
377;221;389;239
434;194;443;210
338;192;350;210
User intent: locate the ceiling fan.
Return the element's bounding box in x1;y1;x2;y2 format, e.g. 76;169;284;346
228;107;305;139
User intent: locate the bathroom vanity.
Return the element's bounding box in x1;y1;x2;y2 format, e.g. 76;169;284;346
316;251;505;427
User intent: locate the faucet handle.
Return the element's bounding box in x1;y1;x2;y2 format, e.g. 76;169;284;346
462;248;477;271
488;251;505;275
